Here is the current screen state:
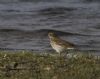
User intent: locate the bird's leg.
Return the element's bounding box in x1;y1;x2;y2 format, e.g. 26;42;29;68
59;52;61;57
65;50;69;58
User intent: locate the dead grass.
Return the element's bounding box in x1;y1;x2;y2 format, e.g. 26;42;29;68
0;51;100;79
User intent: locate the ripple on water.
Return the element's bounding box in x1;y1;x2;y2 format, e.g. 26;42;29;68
0;29;100;54
38;7;77;16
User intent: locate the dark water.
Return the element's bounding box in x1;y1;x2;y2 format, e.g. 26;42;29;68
0;0;100;55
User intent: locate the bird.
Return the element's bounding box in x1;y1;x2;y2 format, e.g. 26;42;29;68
48;32;75;55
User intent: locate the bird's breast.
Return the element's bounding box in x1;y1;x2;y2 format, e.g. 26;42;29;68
50;42;65;53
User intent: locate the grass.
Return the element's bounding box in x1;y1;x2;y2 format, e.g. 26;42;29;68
0;51;100;79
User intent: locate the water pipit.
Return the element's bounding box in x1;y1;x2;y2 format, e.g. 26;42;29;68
48;32;75;55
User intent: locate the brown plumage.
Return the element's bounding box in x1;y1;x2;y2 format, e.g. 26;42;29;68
48;32;75;54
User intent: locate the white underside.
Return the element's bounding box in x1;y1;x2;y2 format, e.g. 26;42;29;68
52;44;64;53
51;43;74;53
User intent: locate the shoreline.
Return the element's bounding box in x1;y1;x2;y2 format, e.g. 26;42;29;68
0;51;100;79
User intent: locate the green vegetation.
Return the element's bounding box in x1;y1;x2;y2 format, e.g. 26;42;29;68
0;51;100;79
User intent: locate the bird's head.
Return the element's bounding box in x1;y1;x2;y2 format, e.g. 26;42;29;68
48;32;57;39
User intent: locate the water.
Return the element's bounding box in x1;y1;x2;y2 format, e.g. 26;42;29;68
0;0;100;55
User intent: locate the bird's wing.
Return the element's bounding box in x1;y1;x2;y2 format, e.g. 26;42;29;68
57;38;75;47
